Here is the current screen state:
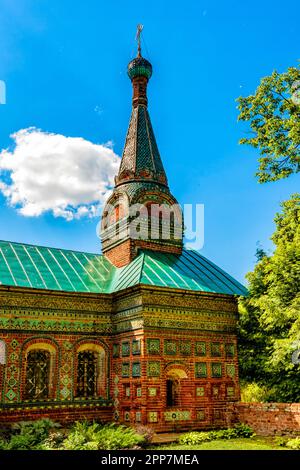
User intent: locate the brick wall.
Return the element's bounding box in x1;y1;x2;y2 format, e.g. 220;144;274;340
103;239;135;267
0;405;113;425
103;238;182;267
225;403;300;436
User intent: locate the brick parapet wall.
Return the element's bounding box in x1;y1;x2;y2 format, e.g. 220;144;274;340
225;403;300;436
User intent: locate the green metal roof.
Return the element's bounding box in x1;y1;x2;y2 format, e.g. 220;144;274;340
0;240;247;296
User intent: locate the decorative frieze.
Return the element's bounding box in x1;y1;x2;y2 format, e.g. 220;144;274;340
164;411;191;421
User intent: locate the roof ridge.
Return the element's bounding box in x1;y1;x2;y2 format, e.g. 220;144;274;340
137;251;146;284
144;106;156;172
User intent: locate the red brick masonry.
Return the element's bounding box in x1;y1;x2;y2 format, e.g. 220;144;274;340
226;402;300;436
0;405;113;425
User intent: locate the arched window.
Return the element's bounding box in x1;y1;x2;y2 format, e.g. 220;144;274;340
76;351;98;398
25;350;50;399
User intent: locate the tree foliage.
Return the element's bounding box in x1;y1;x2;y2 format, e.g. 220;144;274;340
237;66;300;183
238;194;300;402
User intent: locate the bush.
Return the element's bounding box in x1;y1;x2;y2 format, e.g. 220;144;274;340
231;423;255;438
2;419;60;450
134;425;154;446
40;432;65;450
178;424;254;446
178;432;212;445
274;436;288;447
62;422;145;450
240;382;270;402
0;438;8;450
286;437;300;450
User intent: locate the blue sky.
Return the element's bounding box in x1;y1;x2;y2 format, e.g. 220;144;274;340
0;0;299;283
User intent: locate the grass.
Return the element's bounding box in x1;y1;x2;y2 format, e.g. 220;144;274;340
152;436;285;451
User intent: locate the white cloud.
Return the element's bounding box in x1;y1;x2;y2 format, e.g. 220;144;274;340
0;127;120;220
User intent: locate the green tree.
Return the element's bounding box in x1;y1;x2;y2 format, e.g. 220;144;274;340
238;194;300;402
237;65;300;183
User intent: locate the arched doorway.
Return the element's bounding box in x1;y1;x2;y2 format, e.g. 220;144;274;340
165;367;188;408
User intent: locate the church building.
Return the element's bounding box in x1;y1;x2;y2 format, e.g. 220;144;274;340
0;40;246;431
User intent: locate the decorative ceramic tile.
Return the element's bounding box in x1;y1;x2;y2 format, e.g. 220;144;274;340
136;387;142;397
180;341;191;355
61;363;71;374
195;342;206;356
211;342;221;357
212;385;220;397
122;342;130;357
63;341;73;350
60;387;70;399
226;364;235;378
195;362;207;378
62;376;70;386
147;361;160;377
132;339;141;355
164;340;177;355
132;362;141;377
7;365;17;375
197;410;206;421
213;409;222;420
10;339;19;350
164;411;191;421
227;386;235;398
122;362;130;378
147;339;160;355
124;411;130;422
211;363;222;378
61;351;72;362
125;387;130;397
225;343;235;357
148;411;158;423
196;386;205;397
8;377;17;387
136;411;142;422
6;390;16;401
148;387;157;397
113;344;120;358
9;352;18;362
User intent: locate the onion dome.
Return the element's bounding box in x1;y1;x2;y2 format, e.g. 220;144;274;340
127;57;152;80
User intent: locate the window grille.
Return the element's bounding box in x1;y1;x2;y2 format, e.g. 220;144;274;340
25;350;50;399
76;351;98;397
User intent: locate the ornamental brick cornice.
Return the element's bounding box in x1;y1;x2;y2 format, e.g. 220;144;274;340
0;288;113;313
